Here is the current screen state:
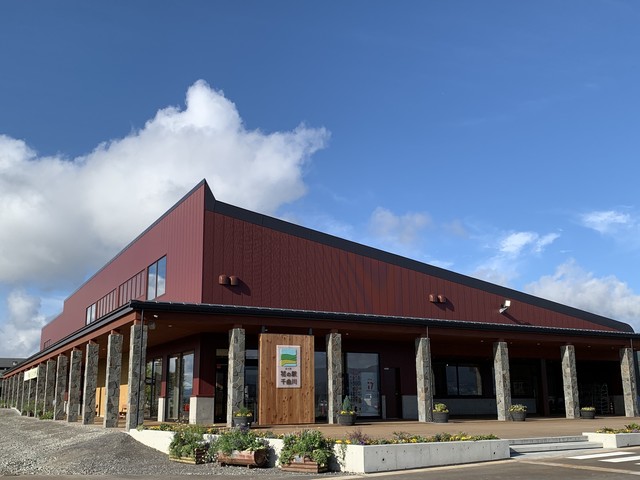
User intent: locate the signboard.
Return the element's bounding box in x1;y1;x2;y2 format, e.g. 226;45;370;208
276;345;301;388
24;367;39;381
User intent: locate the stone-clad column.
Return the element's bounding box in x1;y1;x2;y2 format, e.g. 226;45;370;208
561;344;580;419
44;360;56;414
620;347;640;417
54;355;68;420
34;364;46;416
19;373;26;413
67;349;82;422
27;377;36;413
416;336;434;422
226;327;245;427
126;322;148;430
82;342;99;425
13;375;19;408
326;332;343;424
493;341;512;421
11;377;15;405
104;331;123;428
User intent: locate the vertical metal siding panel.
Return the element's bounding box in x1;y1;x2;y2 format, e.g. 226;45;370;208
412;270;423;317
314;240;324;310
362;256;372;312
401;268;410;316
371;259;381;314
379;261;389;315
346;252;357;313
271;228;283;308
296;237;307;309
220;216;233;305
232;218;244;305
202;212;215;304
242;221;254;305
394;265;403;315
338;250;349;313
251;220;261;307
211;213;224;304
260;226;272;308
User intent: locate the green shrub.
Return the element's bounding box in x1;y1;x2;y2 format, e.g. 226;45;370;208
279;430;334;467
169;427;208;459
209;427;268;456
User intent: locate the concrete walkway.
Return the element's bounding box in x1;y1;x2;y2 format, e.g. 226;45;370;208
249;416;640;440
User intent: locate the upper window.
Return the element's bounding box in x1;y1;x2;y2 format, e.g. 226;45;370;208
85;303;96;325
147;256;167;300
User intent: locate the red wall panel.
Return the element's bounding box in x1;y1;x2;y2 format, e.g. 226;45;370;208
203;210;620;333
41;185;206;348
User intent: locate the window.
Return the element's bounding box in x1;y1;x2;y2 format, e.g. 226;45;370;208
446;364;483;396
85;303;96;325
147;256;167;300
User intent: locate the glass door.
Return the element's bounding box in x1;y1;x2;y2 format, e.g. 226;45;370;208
165;351;194;422
145;358;162;419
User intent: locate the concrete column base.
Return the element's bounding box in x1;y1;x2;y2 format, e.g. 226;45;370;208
157;397;166;422
189;396;215;424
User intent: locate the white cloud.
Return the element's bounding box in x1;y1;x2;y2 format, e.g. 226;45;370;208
526;259;640;330
472;230;560;286
581;210;632;234
0;80;328;356
369;207;431;246
0;80;328;287
0;289;46;357
499;231;560;256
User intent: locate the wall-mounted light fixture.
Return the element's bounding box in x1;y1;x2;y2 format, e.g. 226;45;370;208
229;275;239;286
429;294;447;304
218;274;230;285
499;299;511;314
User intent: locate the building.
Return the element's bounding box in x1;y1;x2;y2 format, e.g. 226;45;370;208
2;180;639;427
0;358;23;398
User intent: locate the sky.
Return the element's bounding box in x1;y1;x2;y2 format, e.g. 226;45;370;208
1;1;640;357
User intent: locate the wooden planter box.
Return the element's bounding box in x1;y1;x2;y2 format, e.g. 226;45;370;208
169;447;208;465
217;449;268;468
281;459;328;473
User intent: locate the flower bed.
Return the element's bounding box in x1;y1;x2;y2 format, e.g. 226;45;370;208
129;426;507;473
584;423;640;448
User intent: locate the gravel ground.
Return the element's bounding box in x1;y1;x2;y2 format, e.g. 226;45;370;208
0;408;317;476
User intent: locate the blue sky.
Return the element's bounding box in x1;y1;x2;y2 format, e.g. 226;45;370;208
2;1;640;356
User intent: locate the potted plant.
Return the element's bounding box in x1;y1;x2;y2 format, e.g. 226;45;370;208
210;427;269;467
509;404;527;421
432;403;449;423
580;406;596;419
168;426;210;464
232;406;253;428
279;430;334;473
337;396;356;425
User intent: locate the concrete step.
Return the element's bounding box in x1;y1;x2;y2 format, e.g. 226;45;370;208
509;436;602;455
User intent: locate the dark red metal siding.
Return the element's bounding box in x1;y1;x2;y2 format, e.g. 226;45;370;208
41;186;206;349
203;211;618;332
